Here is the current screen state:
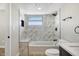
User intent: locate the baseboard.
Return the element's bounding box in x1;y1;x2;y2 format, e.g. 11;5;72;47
0;46;5;48
16;52;19;56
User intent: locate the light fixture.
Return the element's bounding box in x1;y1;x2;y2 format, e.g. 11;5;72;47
38;7;42;10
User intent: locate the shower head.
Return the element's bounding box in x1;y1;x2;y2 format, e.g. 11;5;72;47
52;12;57;16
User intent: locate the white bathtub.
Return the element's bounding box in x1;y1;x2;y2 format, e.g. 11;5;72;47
29;41;58;47
29;41;59;56
19;40;59;56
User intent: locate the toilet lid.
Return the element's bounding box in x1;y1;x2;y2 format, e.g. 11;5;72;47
45;49;59;55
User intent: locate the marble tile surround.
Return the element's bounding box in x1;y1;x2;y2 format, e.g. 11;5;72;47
20;15;56;41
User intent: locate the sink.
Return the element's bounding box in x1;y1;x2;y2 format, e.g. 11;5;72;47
60;42;79;56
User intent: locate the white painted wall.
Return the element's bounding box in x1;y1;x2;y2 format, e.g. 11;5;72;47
0;10;6;46
0;3;9;46
11;4;19;56
61;4;79;42
0;3;10;56
0;4;9;47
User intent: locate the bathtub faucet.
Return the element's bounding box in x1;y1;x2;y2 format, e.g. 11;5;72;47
53;39;58;46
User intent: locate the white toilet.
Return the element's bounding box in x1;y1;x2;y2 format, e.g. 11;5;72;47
45;49;59;56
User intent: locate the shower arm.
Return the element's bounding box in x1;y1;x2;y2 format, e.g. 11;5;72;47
63;16;72;21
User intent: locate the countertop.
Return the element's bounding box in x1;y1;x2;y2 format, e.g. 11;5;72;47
59;40;79;56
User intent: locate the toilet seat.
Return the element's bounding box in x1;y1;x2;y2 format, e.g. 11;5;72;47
45;49;59;56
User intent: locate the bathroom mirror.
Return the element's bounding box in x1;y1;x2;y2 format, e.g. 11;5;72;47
74;26;79;34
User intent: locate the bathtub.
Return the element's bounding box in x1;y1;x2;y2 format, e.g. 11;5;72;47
29;41;59;56
29;41;58;47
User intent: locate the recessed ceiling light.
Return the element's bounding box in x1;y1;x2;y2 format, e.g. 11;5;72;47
38;7;42;10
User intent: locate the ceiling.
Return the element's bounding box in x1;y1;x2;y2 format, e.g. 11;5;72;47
0;3;64;14
16;3;64;15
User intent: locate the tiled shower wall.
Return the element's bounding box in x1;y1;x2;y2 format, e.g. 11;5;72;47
20;14;56;41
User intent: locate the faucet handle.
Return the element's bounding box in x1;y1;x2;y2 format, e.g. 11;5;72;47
53;39;57;41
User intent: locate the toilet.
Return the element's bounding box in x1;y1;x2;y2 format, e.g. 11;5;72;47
45;49;59;56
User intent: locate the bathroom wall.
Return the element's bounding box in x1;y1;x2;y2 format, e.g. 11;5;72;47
20;14;56;41
0;10;6;46
0;4;9;47
11;4;19;56
0;3;10;56
61;4;79;42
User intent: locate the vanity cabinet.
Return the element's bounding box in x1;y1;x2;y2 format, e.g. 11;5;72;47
59;46;72;56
